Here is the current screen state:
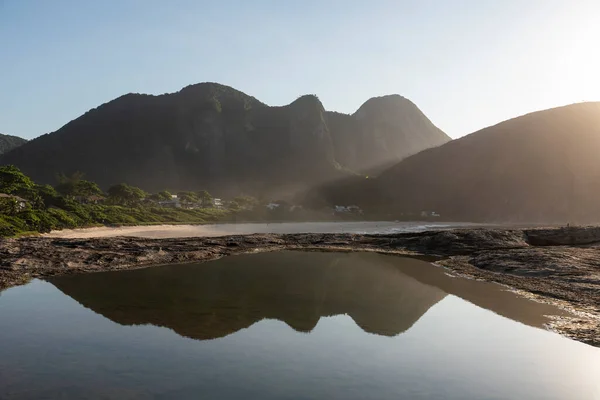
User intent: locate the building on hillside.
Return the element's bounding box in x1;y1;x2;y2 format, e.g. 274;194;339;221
0;193;29;211
159;195;181;208
334;205;347;213
334;205;363;215
213;198;223;209
266;202;280;210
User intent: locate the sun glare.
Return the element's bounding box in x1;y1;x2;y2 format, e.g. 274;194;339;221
557;7;600;101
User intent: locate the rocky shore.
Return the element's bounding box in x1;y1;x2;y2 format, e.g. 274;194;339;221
1;226;599;346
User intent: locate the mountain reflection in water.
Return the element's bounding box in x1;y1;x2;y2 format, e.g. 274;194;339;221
50;251;565;341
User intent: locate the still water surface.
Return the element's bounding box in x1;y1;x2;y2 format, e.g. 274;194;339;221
0;251;599;399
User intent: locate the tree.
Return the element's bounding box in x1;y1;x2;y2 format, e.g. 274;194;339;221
197;190;213;207
107;184;146;206
55;172;85;197
148;190;173;203
177;191;199;204
157;191;172;201
0;196;21;216
226;200;240;211
79;180;103;197
35;184;61;208
56;171;85;185
55;176;103;199
0;165;35;195
0;165;43;208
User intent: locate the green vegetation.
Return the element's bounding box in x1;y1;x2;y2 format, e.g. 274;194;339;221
0;165;231;237
0;164;375;238
176;191;199;204
55;172;103;198
107;183;146;206
0;133;27;155
148;190;172;202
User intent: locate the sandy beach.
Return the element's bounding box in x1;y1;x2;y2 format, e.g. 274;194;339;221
42;221;477;239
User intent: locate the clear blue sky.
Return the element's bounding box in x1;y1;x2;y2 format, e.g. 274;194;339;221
2;0;599;140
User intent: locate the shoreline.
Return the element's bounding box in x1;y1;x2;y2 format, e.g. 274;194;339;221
2;226;599;347
41;221;478;239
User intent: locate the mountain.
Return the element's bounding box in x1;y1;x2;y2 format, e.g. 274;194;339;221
376;102;600;223
0;83;449;195
50;251;446;340
327;95;450;174
0;134;27;155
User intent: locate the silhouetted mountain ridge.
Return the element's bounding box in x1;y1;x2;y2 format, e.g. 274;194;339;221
375;102;600;223
0;83;449;195
50;251;447;340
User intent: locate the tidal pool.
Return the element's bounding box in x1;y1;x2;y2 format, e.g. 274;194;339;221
0;251;598;399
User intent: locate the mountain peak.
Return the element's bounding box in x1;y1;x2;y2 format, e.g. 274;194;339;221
0;82;449;195
289;94;325;113
355;94;420;118
0;133;27;155
325;94;450;173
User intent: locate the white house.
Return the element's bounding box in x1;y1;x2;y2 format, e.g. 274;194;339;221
266;202;280;210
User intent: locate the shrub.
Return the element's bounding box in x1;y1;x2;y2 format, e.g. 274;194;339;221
16;210;58;233
47;208;79;229
0;216;19;237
